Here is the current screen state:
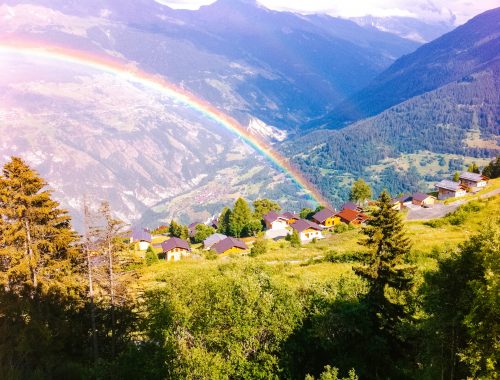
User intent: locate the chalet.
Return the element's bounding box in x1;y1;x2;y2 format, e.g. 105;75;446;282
130;228;152;251
161;237;191;262
435;180;467;200
203;233;227;250
393;195;413;209
263;211;288;230
212;237;248;255
459;172;489;190
412;193;436;207
335;209;369;226
290;219;324;243
281;211;300;225
341;202;363;212
312;208;339;228
391;199;402;211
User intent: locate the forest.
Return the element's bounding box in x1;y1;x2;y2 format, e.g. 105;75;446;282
0;156;499;380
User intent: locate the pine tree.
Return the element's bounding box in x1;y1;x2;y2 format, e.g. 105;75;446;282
253;199;281;220
355;191;413;330
229;198;252;238
467;162;479;174
289;229;301;248
0;157;79;296
453;171;460;182
482;157;500;179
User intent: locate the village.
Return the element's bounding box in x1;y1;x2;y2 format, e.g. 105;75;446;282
128;171;492;261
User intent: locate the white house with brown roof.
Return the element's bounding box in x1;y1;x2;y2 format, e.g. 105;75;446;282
290;219;324;243
161;237;191;262
435;180;467;200
459;172;489;190
412;193;436;207
263;211;288;230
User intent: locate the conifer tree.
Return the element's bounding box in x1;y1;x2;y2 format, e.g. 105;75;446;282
217;207;232;235
0;157;79;296
355;191;413;332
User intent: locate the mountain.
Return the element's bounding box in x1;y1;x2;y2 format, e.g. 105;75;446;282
350;16;454;43
283;10;500;206
1;0;419;132
0;0;422;227
314;8;500;129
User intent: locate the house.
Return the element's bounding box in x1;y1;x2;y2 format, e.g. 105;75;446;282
341;202;363;212
208;217;219;230
290;219;324;243
281;211;300;225
312;208;339;228
435;180;467;200
412;193;436;207
203;233;227;250
335;209;369;225
161;237;191;262
130;228;152;251
393;195;413;209
263;211;288;230
459;172;489;190
391;199;402;211
212;237;248;255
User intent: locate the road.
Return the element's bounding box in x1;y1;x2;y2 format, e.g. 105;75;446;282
406;187;500;221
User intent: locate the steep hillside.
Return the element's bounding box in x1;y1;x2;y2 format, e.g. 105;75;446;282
284;63;500;205
315;8;500;128
0;0;419;131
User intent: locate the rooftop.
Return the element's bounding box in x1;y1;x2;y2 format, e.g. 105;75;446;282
291;219;322;233
161;237;191;252
212;237;248;254
435;180;464;192
459;172;488;182
312;208;336;223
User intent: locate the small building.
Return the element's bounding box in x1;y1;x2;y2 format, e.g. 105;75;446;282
281;211;300;225
290;219;324;243
335;209;369;226
393;195;413;209
161;237;191;262
459;172;489;190
412;193;436;207
341;202;363;212
263;211;288;230
391;199;402;211
212;237;248;255
312;208;339;228
435;180;467;200
130;228;152;251
203;233;227;250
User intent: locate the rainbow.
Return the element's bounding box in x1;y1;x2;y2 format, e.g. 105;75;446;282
0;39;330;207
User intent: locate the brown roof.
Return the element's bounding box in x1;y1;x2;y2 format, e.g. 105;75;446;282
281;212;299;220
336;209;369;224
412;192;434;202
212;237;248;254
263;211;287;224
312;208;336;223
161;237;191;252
291;219;322;233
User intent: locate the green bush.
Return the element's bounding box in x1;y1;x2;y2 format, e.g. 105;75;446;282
334;223;349;233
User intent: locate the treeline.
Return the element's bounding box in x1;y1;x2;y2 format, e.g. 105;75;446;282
0;157;499;379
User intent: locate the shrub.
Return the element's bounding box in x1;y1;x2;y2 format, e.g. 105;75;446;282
145;246;159;266
334;223;349;233
250;236;267;257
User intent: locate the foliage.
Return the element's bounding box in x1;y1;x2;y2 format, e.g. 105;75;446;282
305;366;358;380
422;222;500;379
467;162;480;173
333;222;351;233
453;171;460;181
300;208;314;219
289;229;301;248
250;234;268;257
253;199;281;219
482;156;500;179
229;198;252;237
192;224;216;244
169;220;188;240
349;179;372;205
217;207;232;235
145;246;159;266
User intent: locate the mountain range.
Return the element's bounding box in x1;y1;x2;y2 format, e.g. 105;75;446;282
285;8;500;205
0;0;498;227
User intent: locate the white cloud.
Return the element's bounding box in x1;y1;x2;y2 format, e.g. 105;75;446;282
155;0;500;25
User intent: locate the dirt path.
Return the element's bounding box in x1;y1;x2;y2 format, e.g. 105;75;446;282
406;187;500;221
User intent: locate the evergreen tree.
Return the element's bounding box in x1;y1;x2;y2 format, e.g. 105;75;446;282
193;224;216;244
453;171;460;182
253;199;281;220
300;208;314;220
0;157;79;296
349;179;372;205
229;198;252;238
217;207;232;235
289;229;301;248
145;246;159;266
354;191;414;375
169;220;185;238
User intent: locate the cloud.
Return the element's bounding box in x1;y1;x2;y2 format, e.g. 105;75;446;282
155;0;499;24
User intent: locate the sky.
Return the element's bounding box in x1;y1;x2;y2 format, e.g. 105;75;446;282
156;0;500;25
